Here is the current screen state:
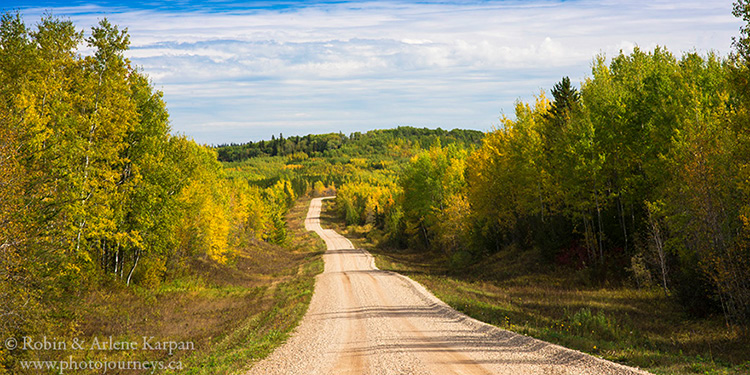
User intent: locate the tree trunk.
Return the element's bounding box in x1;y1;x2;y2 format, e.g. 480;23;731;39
648;210;669;294
594;192;604;263
420;222;429;247
537;180;545;223
119;246;125;280
75;218;86;252
583;216;595;263
617;195;628;253
113;241;119;274
126;249;140;286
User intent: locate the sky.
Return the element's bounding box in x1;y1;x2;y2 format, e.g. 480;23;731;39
5;0;745;145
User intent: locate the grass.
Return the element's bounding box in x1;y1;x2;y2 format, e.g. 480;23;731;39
319;198;750;375
18;197;325;375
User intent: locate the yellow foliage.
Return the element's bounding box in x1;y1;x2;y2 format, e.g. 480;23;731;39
350;157;367;167
467;93;549;232
434;193;471;255
177;178;231;263
287;151;309;161
136;256;167;289
203;192;231;263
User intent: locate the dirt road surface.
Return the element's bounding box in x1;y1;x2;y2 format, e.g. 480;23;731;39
247;197;651;375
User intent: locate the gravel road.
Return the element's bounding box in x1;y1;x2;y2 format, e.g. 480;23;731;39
247;197;651;375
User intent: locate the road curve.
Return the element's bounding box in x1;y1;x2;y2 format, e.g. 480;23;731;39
247;197;651;375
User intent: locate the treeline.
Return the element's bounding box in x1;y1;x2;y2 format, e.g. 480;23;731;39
337;5;750;326
0;12;297;363
216;126;483;162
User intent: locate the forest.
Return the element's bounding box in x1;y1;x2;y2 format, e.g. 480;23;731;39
2;1;750;373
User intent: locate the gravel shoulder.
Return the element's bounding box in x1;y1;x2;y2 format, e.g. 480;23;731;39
246;197;652;375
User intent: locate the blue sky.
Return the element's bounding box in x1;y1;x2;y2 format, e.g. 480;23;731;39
5;0;744;145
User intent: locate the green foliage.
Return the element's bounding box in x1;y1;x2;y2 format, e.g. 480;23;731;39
401;143;469;252
733;0;750;63
467;96;550;252
216;126;483;162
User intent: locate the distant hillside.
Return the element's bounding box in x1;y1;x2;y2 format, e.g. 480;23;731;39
215;126;485;162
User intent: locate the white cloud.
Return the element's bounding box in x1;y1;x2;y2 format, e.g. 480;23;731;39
18;0;744;144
